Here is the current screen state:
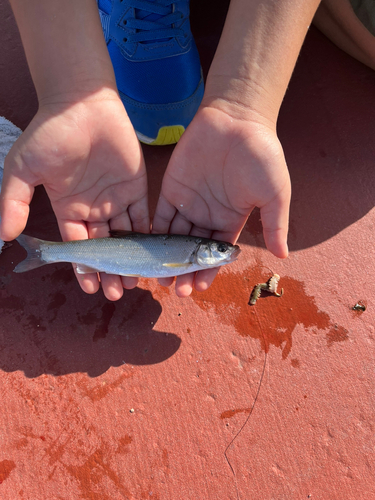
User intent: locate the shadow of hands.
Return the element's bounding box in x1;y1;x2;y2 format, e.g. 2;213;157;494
238;28;375;252
0;262;180;378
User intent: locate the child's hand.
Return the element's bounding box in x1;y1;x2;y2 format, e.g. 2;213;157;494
0;90;149;300
153;105;291;296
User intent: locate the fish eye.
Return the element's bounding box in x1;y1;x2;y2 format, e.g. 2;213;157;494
217;243;228;253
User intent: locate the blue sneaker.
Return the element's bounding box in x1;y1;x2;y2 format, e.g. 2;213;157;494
97;0;204;145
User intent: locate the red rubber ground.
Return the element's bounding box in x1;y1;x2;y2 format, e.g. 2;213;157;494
1;1;374;499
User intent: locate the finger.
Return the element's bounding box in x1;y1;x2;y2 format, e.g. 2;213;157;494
174;225;211;297
108;211;141;291
113;196;149;290
87;220;124;301
100;273;124;300
193;267;220;292
0;175;34;241
156;210;192;289
128;196;150;234
169;211;193;236
194;225;244;291
210;229;243;245
121;276;139;290
175;272;196;298
158;277;175;287
58;219;100;295
260;189;290;259
152;195;177;234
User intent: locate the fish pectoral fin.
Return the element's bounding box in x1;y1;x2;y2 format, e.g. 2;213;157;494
162;263;191;268
75;264;100;274
118;273;142;278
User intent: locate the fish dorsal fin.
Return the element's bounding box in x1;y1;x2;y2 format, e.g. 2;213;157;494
109;230;136;238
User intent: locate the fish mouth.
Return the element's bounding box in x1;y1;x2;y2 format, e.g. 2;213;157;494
229;245;241;261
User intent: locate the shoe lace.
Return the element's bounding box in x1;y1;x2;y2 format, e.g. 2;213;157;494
121;0;187;43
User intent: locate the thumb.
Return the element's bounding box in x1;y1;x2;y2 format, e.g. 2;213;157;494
0;171;34;241
260;187;291;259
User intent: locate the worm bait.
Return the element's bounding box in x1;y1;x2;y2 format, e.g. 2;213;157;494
249;274;284;305
249;282;269;305
266;273;284;297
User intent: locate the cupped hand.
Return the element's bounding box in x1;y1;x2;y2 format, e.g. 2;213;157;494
152;105;291;297
0;90;149;300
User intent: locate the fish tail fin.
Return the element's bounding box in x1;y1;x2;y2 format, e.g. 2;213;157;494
14;234;47;273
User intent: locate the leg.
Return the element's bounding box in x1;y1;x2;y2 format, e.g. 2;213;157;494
313;0;375;70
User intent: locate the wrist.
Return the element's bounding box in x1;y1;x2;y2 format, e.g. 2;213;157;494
9;0;117;104
37;75;119;108
32;28;117;104
37;86;125;117
202;0;321;126
202;75;279;128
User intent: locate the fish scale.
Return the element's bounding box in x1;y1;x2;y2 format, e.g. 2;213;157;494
14;232;240;279
41;235;200;277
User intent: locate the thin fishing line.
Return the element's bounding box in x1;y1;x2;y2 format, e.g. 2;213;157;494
224;293;268;500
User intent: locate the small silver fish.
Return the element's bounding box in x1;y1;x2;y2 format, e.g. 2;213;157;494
14;230;241;278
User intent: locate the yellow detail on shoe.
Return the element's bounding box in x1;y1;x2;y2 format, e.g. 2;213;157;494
149;125;185;146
